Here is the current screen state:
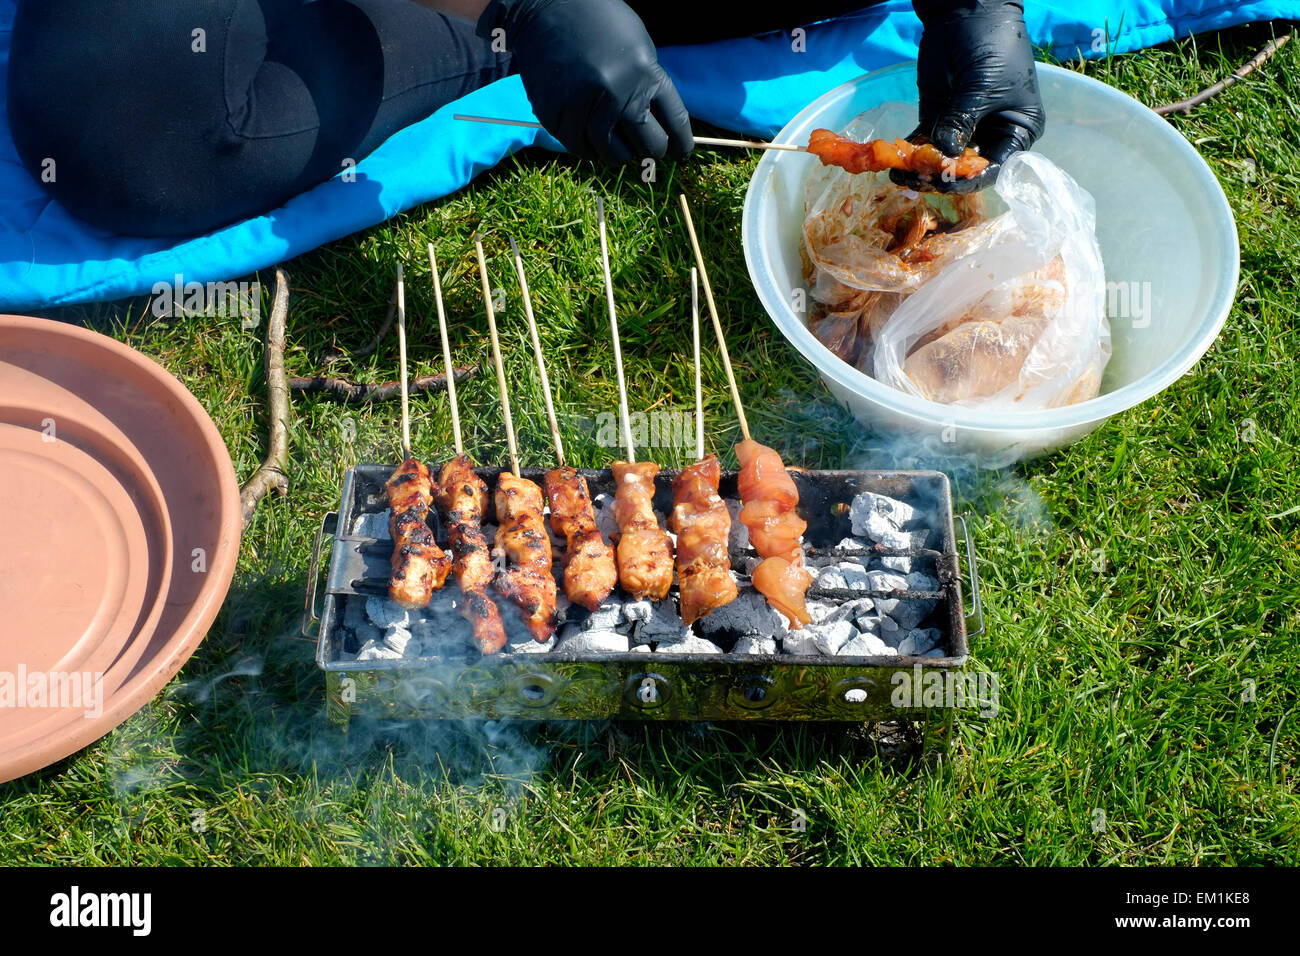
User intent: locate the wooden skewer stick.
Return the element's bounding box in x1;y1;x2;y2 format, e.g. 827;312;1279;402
475;237;521;478
597;198;636;464
452;114;806;152
429;242;463;457
509;237;566;468
395;262;413;458
678;193;751;443
691;267;704;462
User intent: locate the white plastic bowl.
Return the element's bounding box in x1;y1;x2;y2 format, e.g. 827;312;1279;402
742;62;1239;461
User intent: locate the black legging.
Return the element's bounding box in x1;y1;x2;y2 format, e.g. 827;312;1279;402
7;1;867;237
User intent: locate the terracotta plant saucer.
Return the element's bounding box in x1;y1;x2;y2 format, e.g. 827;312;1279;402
0;315;242;784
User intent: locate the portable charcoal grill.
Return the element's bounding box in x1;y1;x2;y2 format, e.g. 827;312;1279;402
303;464;982;752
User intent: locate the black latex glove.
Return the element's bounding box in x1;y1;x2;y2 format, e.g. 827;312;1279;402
893;0;1046;193
478;0;693;164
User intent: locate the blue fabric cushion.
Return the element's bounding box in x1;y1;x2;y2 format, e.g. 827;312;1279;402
0;0;1292;309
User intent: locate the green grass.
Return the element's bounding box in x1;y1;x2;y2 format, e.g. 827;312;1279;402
3;22;1298;865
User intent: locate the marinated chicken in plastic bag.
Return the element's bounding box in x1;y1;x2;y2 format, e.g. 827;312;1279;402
871;152;1110;409
801;104;1008;368
801;104;1109;411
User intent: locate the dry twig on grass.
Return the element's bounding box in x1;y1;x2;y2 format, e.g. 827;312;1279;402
239;268;291;531
1154;32;1291;116
287;367;477;402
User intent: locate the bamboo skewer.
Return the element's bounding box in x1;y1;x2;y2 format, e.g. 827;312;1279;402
691;267;704;462
509;237;566;468
394;263;413;458
474;237;521;478
678;194;751;443
452;113;805;152
597;198;636;464
428;243;463;457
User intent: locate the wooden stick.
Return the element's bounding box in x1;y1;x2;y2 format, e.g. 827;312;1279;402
452;113;806;152
475;237;520;477
239;268;291;531
429;243;463;457
395;263;412;458
678;193;750;443
1155;33;1291;116
288;369;474;402
510;236;565;467
691;267;703;462
597;198;636;464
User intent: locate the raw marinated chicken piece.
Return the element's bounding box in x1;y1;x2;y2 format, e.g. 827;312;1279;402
752;557;814;629
437;454;507;654
734;439;812;628
544;466;617;612
669;455;738;625
493;472;557;642
807;129;990;180
611;461;674;601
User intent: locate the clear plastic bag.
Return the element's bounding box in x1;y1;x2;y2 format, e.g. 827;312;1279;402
870;150;1110;410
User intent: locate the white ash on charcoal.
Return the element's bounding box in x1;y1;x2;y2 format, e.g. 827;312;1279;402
694;591;790;638
822;596;876;625
366;595;413;630
356;639;403;661
810;619;857;655
832;537;917;574
655;633;723;654
629;644;653;654
553;629;629;655
781;630;819;655
732;635;779;655
622;599;690;643
508;634;557;655
849;491;933;551
814;562;873;592
897;627;944;657
838;632;896;657
872;572;940;631
383;625;415;656
352;508;391;539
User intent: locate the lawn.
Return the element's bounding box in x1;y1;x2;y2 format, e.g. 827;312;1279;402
1;22;1297;866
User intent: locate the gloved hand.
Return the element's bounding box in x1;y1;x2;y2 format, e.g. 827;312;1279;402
896;0;1045;192
478;0;693;164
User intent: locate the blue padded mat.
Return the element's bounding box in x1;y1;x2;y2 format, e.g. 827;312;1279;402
0;0;1292;309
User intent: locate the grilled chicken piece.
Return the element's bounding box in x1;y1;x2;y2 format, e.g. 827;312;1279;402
437;454;507;654
544;466;617;612
735;440;812;629
385;457;450;609
669;455;738;625
611;461;674;601
807;129;990;180
493;472;557;641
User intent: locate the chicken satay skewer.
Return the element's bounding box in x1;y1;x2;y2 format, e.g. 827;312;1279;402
509;237;617;611
429;243;507;653
597;198;674;602
385;263;451;609
669;267;739;625
679;195;813;628
475;237;557;642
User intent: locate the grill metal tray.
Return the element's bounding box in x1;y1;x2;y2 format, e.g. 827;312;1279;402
304;465;982;744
